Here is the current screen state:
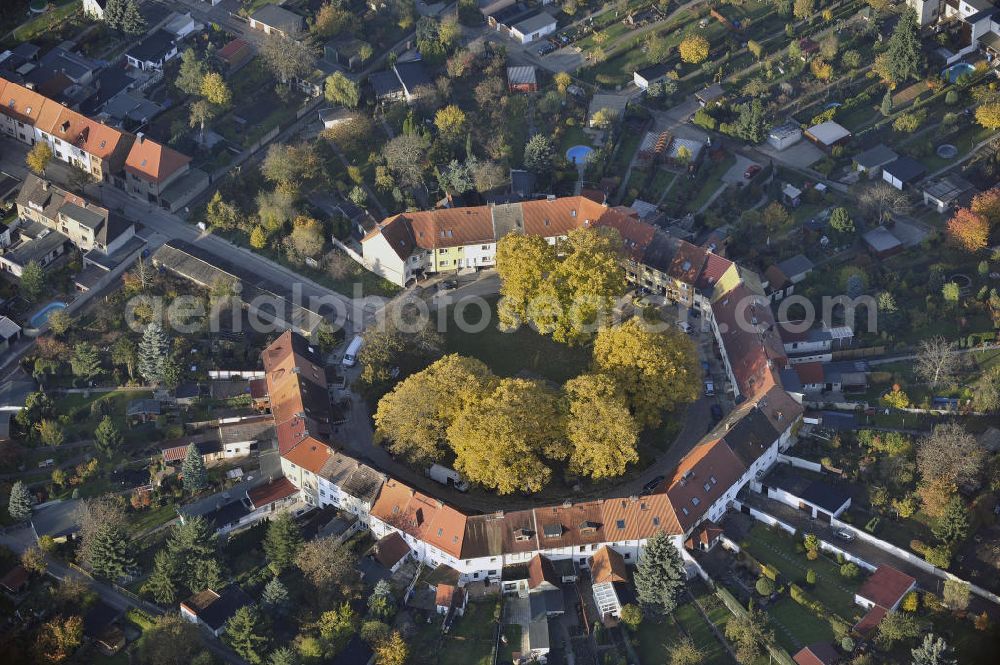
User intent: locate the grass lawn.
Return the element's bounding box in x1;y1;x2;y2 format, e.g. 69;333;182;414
442;297;592;384
498;623;521;665
440;599;498;665
55;390;153;443
673;600;734;665
634;616;683;664
11;0;80;43
743;525;861;620
126;503;178;536
687;156;736;213
767;596;835;653
558;124;594;156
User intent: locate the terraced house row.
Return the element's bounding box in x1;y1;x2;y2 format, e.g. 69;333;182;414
0;76;197;212
258;196;805;592
360;195;744;313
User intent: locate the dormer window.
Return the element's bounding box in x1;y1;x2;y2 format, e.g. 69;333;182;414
681;507;689;516
615;520;625;530
513;529;531;542
703;482;712;492
543;524;562;539
691;497;700;506
652;517;660;526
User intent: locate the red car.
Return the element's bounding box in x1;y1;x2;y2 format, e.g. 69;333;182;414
743;164;762;179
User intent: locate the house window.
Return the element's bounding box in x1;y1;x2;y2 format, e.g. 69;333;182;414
691;497;700;506
616;520;625;530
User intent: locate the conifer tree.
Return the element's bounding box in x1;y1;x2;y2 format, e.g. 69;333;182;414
181;443;207;493
634;531;686;615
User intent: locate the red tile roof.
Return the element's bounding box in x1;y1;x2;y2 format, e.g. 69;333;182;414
528;554;560;590
793;643;842;665
370;479;466;558
667;440;745;532
711;282;787;397
856;565;915;610
374;531;411;568
853;605;887;635
247;477;299;508
125;136;191;184
794;362;824;385
218;38;251;62
435;583;464;608
282;436;334;474
696;253;735;291
590;546;628;584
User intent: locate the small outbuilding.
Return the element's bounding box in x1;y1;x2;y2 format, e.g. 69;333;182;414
180;586;254;637
507;65;538;93
922;174;976;212
863;226;904;259
805;121;851;149
767;123;803;151
882;156;926;190
854;144;898;177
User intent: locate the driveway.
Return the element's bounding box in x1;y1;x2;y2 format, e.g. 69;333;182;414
722;155;759;186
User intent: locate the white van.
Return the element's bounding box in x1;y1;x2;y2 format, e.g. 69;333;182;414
678;321;693;334
342;335;363;367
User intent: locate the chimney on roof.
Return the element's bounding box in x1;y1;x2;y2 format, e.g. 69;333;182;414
41;181;49;191
137;132;145;144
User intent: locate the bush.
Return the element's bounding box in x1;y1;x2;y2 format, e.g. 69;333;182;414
806;549;819;561
760;563;780;581
806;569;817;585
840;562;860;579
901;591;919;612
126;608;156;631
756;577;775;596
842;636;855;652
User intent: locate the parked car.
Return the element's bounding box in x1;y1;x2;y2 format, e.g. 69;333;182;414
678;321;693;334
744;164;762;179
537;42;557;56
711;404;723;421
835;529;855;541
704;380;715;397
439;279;458;291
642;475;666;494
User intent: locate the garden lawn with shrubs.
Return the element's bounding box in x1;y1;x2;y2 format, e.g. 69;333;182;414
767;596;836;652
673;598;736;664
742;525;862;621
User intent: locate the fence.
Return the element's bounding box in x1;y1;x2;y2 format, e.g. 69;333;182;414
777;454;822;473
832;345;887;360
713;579;798;665
207;370;265;380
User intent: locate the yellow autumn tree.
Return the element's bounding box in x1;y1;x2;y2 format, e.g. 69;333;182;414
434;104;467;145
448;378;567;494
592;319;700;429
565;372;640;479
200;71;232;107
26;141;53;175
249;225;267;249
375;355;496;464
554;71;572;94
976;102;1000;130
679;34;710;64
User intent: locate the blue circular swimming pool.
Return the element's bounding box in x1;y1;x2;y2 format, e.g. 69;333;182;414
942;62;975;83
29;301;67;328
566;145;593;165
